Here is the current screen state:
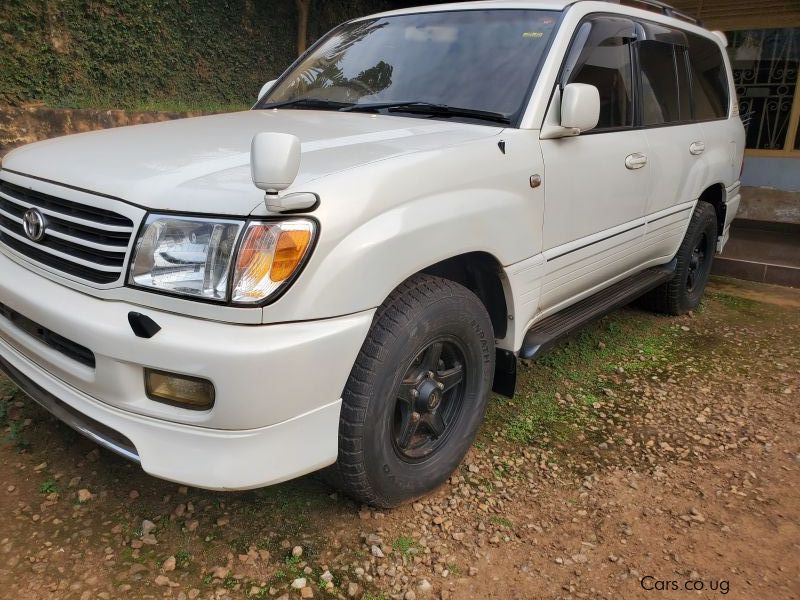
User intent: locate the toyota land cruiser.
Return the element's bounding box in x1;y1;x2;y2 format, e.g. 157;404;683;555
0;0;744;507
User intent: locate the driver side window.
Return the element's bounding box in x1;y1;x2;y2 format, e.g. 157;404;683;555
561;17;637;131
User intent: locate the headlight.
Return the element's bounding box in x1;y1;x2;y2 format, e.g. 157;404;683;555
129;214;315;303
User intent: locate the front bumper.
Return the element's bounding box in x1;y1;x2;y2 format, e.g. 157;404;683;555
0;250;374;489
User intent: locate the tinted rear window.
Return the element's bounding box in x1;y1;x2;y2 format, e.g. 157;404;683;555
687;33;729;120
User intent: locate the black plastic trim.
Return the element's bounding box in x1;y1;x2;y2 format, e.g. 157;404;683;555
0;353;138;462
0;302;96;368
128;312;162;339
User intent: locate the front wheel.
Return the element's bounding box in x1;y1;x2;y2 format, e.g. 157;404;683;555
640;201;718;315
332;274;495;507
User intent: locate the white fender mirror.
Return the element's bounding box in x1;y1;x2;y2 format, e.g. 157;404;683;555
560;83;600;132
251;132;301;194
258;79;277;101
250;132;316;212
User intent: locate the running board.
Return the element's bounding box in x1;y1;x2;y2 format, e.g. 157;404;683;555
520;263;676;360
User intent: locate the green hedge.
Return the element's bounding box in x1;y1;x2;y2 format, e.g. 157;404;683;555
0;0;390;111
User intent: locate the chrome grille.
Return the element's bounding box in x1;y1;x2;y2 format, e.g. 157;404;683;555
0;180;134;284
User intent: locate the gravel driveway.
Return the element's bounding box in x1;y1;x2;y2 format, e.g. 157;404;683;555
1;277;798;600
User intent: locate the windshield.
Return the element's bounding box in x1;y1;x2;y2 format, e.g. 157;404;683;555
258;10;561;124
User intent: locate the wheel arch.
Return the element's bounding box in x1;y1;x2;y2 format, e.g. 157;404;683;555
698;183;726;242
416;252;517;399
419;251;509;339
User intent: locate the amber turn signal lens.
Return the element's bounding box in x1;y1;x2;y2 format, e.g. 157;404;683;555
145;369;215;410
271;229;312;282
231;219;315;303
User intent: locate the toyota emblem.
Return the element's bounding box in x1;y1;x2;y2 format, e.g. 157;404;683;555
23;208;47;242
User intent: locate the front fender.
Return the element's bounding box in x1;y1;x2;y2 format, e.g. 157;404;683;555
263;133;544;323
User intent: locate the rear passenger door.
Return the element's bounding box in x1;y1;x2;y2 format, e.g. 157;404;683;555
635;23;707;258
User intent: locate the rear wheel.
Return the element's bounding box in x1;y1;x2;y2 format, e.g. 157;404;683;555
332;274;495;507
640;201;717;315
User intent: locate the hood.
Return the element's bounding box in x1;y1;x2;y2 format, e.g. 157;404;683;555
1;110;502;215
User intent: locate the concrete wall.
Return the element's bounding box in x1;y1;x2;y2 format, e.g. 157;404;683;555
742;156;800;193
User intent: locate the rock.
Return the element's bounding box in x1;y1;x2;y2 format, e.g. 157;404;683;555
216;516;229;527
417;579;433;594
154;575;171;586
413;502;424;512
141;520;156;536
292;545;303;558
249;586;262;596
291;577;307;589
77;489;93;503
571;553;588;564
211;566;229;579
33;462;47;472
162;556;176;572
128;490;139;500
178;486;188;495
371;545;384;558
405;592;417;600
469;567;478;576
129;563;148;575
188;589;200;599
347;582;360;597
300;587;314;599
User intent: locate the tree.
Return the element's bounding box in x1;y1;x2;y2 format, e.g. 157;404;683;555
296;0;311;55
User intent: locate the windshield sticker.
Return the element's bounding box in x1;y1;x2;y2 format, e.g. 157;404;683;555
523;32;545;39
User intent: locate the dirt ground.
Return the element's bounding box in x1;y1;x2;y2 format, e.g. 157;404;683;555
0;276;798;600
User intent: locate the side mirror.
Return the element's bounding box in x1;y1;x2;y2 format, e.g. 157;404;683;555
560;83;600;132
251;132;317;212
258;79;277;101
251;132;301;194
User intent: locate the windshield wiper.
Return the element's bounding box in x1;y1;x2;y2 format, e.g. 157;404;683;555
341;102;511;125
261;98;354;111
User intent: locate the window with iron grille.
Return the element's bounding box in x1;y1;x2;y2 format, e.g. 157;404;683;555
726;28;799;151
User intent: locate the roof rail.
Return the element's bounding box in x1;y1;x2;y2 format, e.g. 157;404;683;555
607;0;702;26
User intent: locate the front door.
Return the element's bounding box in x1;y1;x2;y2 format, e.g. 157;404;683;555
538;15;650;312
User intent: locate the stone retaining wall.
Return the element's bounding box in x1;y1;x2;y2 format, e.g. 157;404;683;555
0;106;203;158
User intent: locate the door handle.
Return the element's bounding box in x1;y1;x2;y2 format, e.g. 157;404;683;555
689;141;706;155
625;152;648;170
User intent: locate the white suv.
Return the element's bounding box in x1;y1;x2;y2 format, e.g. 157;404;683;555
0;0;743;506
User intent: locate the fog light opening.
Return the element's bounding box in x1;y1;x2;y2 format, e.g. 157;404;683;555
144;369;215;410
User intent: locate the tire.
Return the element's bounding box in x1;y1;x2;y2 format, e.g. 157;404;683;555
332;274;495;508
640;201;718;315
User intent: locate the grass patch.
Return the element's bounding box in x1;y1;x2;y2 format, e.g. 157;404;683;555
485;311;678;446
5;419;31;452
489;516;513;529
174;549;192;569
708;291;763;316
39;479;59;494
391;536;417;556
